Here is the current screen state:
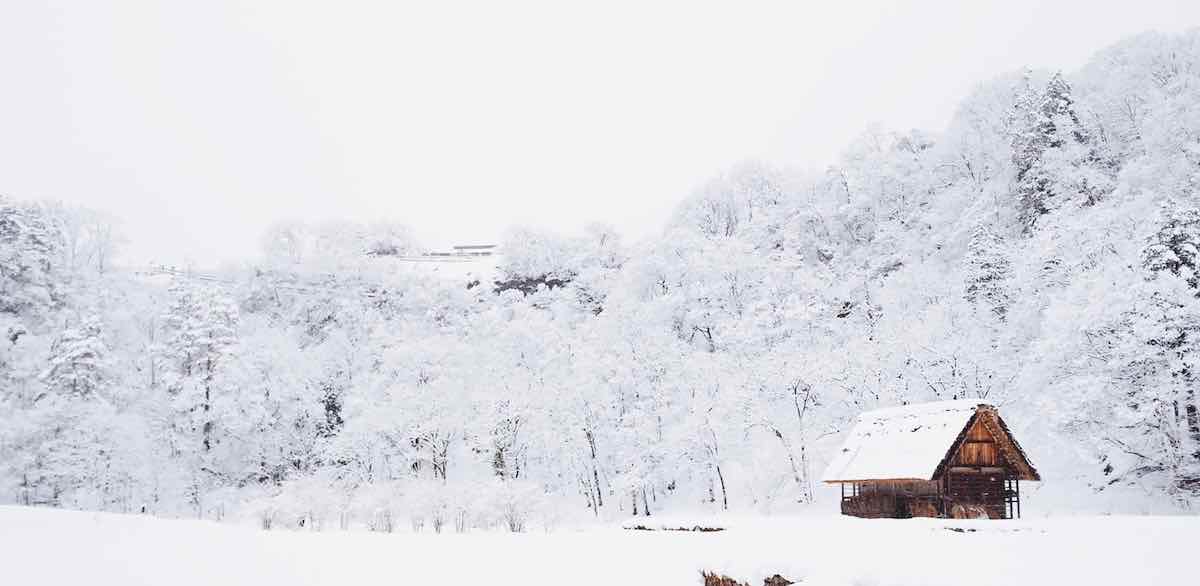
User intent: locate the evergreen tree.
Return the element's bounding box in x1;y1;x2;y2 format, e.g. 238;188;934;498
0;197;61;319
160;281;239;456
7;316;115;507
1009;70;1045;182
1144;209;1200;491
1012;72;1116;231
156;281;240;514
40;316;108;400
1099;287;1200;500
964;224;1012;319
1144;206;1200;293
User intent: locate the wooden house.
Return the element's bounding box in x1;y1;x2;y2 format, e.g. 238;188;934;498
822;401;1039;519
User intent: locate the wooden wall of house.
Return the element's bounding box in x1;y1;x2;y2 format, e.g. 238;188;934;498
841;475;1008;519
944;471;1006;519
950;416;1002;468
939;415;1011;518
841;491;901;519
840;481;941;519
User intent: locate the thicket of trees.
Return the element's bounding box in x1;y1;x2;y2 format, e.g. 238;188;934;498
2;31;1200;528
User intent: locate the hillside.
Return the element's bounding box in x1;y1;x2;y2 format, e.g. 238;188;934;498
2;30;1200;528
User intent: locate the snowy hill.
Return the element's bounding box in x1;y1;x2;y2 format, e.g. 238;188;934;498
3;30;1200;529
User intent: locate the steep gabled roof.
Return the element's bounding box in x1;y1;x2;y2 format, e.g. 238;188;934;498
821;400;1039;483
935;405;1040;481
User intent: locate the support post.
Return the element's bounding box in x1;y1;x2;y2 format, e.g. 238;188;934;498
1016;478;1021;519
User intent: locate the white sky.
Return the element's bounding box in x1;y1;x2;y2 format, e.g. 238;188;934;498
3;1;1198;266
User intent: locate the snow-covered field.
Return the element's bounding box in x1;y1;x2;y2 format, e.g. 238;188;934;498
3;506;1194;585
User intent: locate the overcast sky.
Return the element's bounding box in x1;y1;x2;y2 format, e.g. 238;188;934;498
2;1;1198;266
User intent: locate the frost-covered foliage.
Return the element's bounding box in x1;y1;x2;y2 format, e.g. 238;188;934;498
3;31;1200;525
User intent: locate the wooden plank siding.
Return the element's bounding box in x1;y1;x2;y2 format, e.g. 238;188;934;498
944;471;1007;519
840;480;943;518
942;416;1012;518
951;417;1002;468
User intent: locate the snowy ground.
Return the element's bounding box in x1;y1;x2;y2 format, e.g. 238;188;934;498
2;506;1194;585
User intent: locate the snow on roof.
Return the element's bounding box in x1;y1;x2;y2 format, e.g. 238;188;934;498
821;400;983;483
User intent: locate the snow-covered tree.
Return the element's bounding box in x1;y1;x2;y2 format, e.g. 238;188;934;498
1013;72;1117;231
1144;206;1200;293
964;224;1012;319
0;197;61;320
40;316;109;401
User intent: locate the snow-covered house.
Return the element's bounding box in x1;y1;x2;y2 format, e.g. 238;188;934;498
822;401;1040;519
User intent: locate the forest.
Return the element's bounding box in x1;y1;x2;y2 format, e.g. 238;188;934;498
2;30;1199;530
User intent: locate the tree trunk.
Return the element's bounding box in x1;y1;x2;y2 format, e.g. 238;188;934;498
1186;388;1200;462
716;464;728;510
774;428;804;488
202;358;213;452
799;442;812;502
585;429;603;508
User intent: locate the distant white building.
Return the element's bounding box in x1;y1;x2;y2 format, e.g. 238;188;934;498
450;244;497;257
404;244;501;283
